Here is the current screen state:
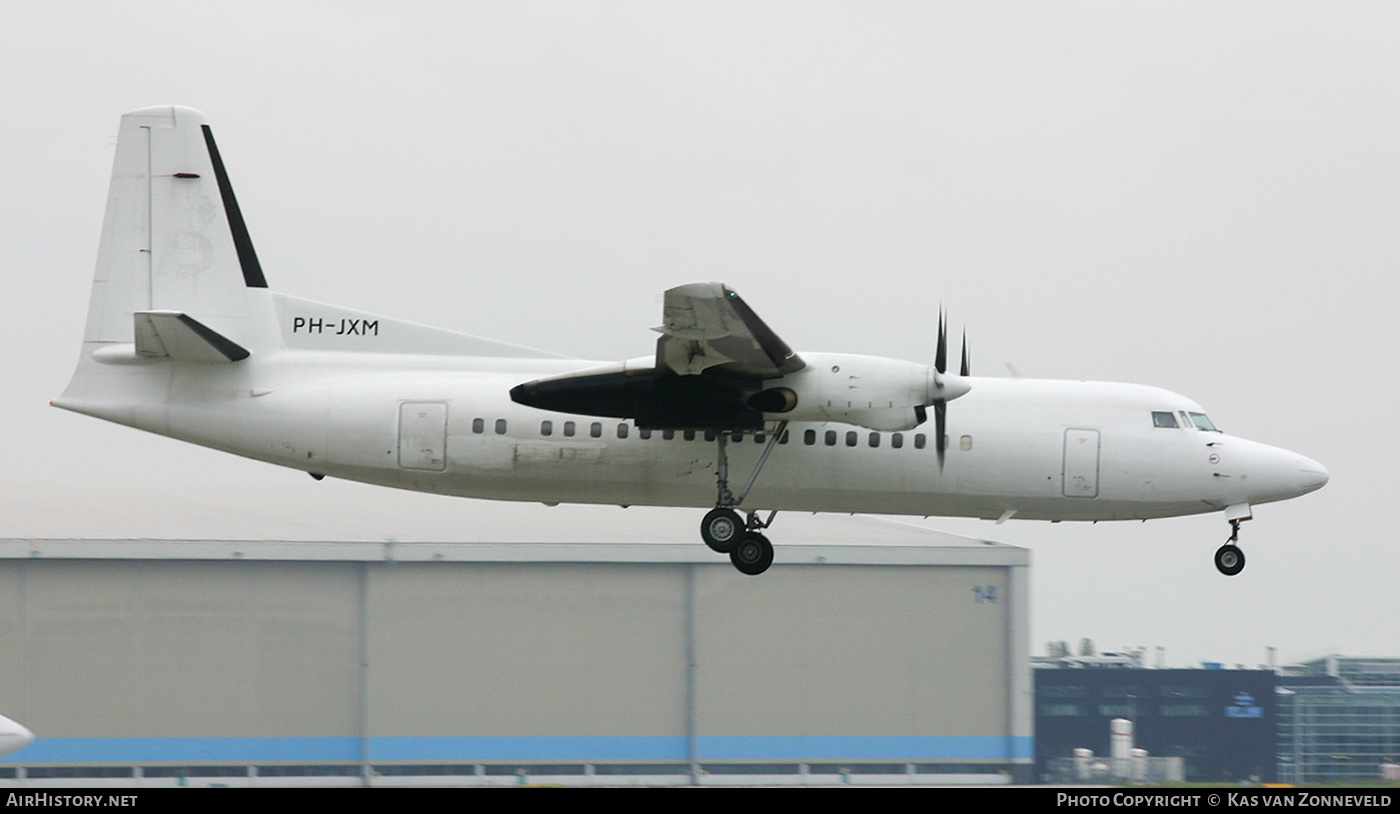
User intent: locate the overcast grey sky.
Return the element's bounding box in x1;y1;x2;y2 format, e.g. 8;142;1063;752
3;2;1397;667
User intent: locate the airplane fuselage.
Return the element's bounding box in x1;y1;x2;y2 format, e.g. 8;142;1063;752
63;343;1326;525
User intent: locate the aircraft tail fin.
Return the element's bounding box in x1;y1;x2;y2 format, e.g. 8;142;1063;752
78;106;274;352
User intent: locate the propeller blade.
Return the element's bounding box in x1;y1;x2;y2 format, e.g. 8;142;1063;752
960;330;970;377
935;399;947;472
935;310;947;375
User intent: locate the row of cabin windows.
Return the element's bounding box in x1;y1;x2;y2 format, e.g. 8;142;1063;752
470;418;970;451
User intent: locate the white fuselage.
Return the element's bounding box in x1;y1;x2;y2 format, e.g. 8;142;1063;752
60;345;1328;523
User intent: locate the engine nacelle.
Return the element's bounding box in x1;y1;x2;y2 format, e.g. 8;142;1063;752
753;352;970;431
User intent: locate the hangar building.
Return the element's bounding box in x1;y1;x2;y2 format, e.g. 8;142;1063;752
0;486;1030;787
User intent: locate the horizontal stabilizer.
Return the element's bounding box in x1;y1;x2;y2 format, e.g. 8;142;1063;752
134;311;250;362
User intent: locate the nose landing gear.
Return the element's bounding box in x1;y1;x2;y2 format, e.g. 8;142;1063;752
1214;519;1246;576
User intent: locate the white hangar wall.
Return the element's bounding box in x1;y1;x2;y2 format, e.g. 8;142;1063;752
0;522;1031;783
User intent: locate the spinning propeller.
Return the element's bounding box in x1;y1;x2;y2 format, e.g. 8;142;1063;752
930;311;970;472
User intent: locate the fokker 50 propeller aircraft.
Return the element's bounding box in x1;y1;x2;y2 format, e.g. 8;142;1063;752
55;107;1329;576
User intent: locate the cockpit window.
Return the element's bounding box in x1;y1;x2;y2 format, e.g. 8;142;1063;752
1188;412;1220;432
1152;411;1179;428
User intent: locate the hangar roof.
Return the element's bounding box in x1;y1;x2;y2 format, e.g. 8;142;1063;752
0;481;1026;566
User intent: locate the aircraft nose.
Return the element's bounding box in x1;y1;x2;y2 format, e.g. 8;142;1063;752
1228;439;1328;505
0;715;33;757
1299;456;1329;494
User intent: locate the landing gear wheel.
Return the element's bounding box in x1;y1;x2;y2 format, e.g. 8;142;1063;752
1214;544;1245;577
701;508;743;553
729;532;774;576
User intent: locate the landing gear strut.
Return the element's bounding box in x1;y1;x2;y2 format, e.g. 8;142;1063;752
700;422;786;575
1214;519;1246;576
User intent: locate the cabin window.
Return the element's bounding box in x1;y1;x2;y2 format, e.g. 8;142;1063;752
891;433;904;449
494;419;507;435
705;430;716;442
845;431;858;447
472;418;484;434
1152;411;1179;428
639;428;653;440
868;432;880;448
663;429;675;440
682;429;694;441
540;420;553;436
617;423;629;439
825;430;837;446
805;429;817;446
914;433;927;450
562;421;575;437
754;432;766;444
591;422;602;438
1188;412;1220;432
779;430;789;444
960;434;973;451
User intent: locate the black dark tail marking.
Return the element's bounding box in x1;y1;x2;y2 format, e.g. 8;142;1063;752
200;124;268;289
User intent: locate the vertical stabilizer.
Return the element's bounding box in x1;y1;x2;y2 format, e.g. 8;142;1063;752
82;106;271;350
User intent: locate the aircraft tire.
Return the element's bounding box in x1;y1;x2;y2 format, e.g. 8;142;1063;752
1214;544;1245;576
701;508;743;553
729;532;774;576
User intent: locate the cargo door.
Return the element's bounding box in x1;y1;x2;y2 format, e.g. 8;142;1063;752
398;402;448;471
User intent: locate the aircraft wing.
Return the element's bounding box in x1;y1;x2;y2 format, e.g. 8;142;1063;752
510;282;804;429
655;282;804;378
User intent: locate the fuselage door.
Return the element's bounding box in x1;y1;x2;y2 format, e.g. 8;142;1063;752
399;402;448;471
1062;428;1100;498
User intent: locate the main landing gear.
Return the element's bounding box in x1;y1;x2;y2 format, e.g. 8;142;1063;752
1214;519;1246;577
701;422;787;576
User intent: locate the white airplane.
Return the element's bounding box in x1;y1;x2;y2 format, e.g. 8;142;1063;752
55;107;1328;576
0;714;34;758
